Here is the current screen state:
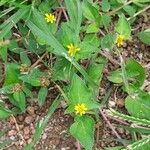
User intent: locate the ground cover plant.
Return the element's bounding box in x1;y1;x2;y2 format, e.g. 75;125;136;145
0;0;150;149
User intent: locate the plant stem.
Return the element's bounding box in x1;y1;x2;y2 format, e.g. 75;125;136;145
127;4;150;21
99;109;126;146
107;0;133;16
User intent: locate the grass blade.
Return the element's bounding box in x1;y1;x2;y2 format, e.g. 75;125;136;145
0;7;30;39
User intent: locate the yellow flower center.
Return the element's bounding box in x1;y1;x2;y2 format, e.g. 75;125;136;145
74;103;87;116
116;35;125;47
45;13;56;23
67;43;80;56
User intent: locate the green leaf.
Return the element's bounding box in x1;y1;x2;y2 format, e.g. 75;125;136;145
0;106;12;119
126;58;146;90
70;116;95;150
101;15;111;28
101;33;116;50
19;68;42;86
87;57;106;91
102;0;110;12
38;87;48;106
0;46;7;62
76;40;99;60
57;22;80;46
13;91;26;112
123;5;136;17
0;7;30;39
86;23;99;33
108;58;146;91
125;91;150;120
20;52;31;65
115;14;131;39
4;63;20;86
82;0;101;26
138;28;150;45
66;74;99;113
52;57;74;81
64;0;82;36
108;69;123;84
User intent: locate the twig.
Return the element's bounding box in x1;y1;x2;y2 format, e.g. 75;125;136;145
100;51;119;65
29;51;48;71
77;140;82;150
56;9;63;27
99;109;126;146
11;115;25;143
58;0;69;21
127;5;150;21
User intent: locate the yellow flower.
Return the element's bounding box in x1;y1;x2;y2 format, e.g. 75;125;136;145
116;35;125;47
67;43;80;56
75;103;88;116
45;13;56;23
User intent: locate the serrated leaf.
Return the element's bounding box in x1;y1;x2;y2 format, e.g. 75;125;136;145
82;0;101;26
101;15;111;28
102;0;110;12
66;74;99;113
101;33;116;50
138;28;150;45
70;116;95;150
108;58;145;91
125;91;150;120
86;23;99;33
108;69;123;84
115;14;131;39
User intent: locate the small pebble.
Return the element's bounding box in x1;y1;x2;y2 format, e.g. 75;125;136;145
23;126;30;135
27;106;35;115
8;130;17;136
117;99;125;108
108;100;116;108
25;116;34;124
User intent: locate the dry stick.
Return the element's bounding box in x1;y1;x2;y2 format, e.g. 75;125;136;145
11;115;26;144
77;141;82;150
99;109;126;147
127;4;150;21
29;52;48;71
56;9;63;27
58;0;69;21
100;51;119;65
107;0;133;16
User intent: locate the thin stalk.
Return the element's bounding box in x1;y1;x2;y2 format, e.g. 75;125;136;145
107;0;133;16
127;4;150;21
